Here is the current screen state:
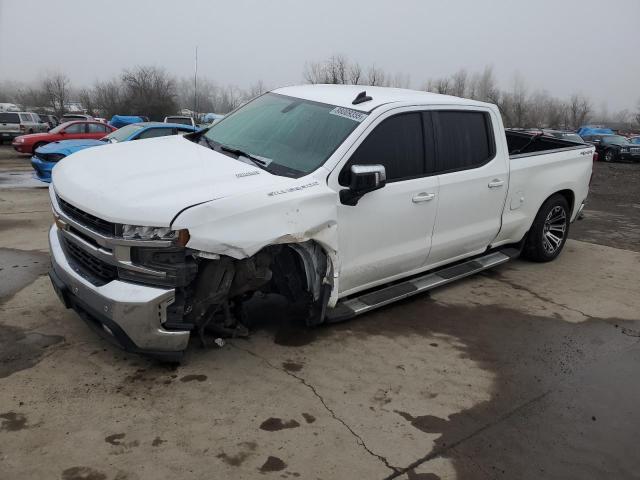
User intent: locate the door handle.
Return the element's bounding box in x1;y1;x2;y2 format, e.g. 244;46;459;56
412;192;436;203
488;179;505;188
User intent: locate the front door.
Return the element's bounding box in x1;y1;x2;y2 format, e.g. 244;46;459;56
333;110;439;295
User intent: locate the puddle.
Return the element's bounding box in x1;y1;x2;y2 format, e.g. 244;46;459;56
0;248;49;300
0;323;63;378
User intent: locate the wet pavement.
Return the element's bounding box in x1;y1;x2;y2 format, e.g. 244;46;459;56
1;145;639;479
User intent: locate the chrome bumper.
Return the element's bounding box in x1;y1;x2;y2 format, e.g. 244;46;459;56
49;225;190;358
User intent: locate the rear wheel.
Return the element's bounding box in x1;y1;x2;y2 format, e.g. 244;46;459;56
603;149;616;162
522;194;570;262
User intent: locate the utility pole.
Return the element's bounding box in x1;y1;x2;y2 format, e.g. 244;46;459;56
194;46;198;119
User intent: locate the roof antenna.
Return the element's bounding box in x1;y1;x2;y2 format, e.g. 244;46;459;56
352;91;372;105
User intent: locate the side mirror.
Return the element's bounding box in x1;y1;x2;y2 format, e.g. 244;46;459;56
340;164;387;206
59;130;66;135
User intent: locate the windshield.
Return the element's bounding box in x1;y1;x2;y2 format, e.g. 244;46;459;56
103;124;145;143
602;135;629;145
202;93;364;176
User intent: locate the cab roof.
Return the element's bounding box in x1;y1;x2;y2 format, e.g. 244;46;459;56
272;84;494;112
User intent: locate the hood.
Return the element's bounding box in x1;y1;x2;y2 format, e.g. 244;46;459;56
17;132;52;141
52;135;295;226
39;139;105;155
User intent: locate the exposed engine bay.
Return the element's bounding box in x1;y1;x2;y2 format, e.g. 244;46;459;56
166;241;332;346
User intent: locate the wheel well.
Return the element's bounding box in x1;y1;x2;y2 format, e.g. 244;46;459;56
555;189;575;217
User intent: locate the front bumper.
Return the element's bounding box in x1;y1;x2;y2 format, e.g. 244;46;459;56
12;142;29;153
49;225;189;360
1;132;19;141
31;156;52;183
619;152;640;162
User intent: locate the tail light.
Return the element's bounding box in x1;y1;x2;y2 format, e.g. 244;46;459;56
19;124;25;132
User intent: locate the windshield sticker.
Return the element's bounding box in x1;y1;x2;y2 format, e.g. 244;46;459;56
329;107;367;123
268;181;319;197
236;170;260;178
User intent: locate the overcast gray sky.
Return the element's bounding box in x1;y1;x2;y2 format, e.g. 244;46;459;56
0;0;638;111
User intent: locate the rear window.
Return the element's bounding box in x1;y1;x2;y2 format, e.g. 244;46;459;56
166;117;192;125
433;111;495;173
0;112;20;123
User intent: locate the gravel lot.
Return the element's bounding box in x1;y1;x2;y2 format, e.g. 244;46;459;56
1;145;639;480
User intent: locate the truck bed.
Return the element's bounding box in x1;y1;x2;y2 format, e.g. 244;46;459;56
506;130;586;158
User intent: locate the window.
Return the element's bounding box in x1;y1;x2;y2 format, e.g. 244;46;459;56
64;123;85;134
166;117;193;126
136;128;174;140
0;113;20;123
433;111;495;173
340;112;425;185
87;123;108;133
19;113;32;122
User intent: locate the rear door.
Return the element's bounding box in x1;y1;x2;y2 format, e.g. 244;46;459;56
86;122;111;139
427;108;509;266
333;110;440;294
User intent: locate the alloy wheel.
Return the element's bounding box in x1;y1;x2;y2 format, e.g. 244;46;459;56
542;206;567;255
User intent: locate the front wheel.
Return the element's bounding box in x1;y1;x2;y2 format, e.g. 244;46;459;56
522;194;570;262
603;149;616;162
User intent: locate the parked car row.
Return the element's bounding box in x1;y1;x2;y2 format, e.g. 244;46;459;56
30;122;197;182
506;127;640;163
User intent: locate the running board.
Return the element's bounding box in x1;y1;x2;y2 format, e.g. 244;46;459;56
325;248;518;323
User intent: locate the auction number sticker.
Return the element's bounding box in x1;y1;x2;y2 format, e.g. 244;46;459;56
329;107;368;123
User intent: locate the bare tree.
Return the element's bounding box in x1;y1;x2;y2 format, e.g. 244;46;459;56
121;66;177;120
473;66;500;104
92;79;125;120
502;73;528;127
246;80;267;99
43;73;71;117
434;77;451;94
78;88;97;117
450;69;468;97
390;72;411;89
348;62;363;85
366;65;389;86
14;86;46;111
568;94;591;129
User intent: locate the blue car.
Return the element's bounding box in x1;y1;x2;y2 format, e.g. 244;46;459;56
31;122;197;183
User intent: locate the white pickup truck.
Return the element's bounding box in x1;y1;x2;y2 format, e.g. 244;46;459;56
48;85;594;360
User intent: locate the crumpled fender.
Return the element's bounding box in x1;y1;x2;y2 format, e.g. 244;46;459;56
171;173;341;305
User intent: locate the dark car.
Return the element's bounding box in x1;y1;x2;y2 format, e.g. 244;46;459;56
582;134;640;163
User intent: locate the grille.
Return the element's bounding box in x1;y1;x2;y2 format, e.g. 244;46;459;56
63;238;117;282
35;152;65;163
58;196;115;236
631;147;640;154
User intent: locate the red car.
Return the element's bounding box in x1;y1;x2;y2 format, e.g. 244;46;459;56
12;121;116;154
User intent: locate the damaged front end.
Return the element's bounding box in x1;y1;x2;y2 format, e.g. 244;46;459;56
168;241;333;347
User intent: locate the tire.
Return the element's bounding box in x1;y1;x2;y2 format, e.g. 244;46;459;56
522;194;570;263
603;149;616;163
